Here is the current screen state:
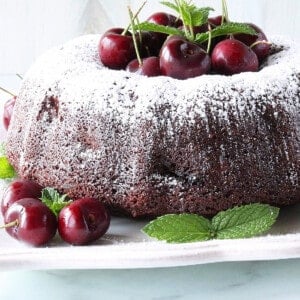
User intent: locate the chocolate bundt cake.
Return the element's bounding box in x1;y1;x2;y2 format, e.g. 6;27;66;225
6;35;300;218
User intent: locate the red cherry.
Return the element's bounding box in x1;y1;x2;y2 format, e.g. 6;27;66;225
139;31;163;57
3;96;16;130
126;57;161;77
58;198;110;245
211;39;259;75
147;12;182;28
208;15;224;27
234;23;271;62
98;28;136;70
1;179;43;216
3;198;57;246
159;36;211;80
146;12;183;53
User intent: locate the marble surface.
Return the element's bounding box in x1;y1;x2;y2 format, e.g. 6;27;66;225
1;260;300;299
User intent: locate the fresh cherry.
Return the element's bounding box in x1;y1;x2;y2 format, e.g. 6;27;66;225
3;96;16;130
2;198;57;246
159;36;211;79
208;15;224;27
139;31;163;57
211;39;259;75
234;23;270;62
147;12;182;28
98;28;136;70
58;198;110;245
1;179;43;216
147;12;183;53
126;57;161;77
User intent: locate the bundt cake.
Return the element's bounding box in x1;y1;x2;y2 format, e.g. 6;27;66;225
5;34;300;218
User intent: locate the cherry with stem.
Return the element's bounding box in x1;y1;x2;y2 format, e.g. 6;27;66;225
126;6;161;77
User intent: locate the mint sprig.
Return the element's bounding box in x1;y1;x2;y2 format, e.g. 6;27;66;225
162;1;213;27
134;22;184;36
40;187;72;217
136;1;258;46
160;1;180;13
142;204;279;243
0;156;17;179
212;204;279;239
195;22;257;43
143;213;213;243
0;143;17;179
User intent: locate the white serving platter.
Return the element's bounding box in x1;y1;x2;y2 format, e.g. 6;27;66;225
1;196;300;271
1;78;300;271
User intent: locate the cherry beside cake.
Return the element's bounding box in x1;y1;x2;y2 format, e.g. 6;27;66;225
5;1;300;218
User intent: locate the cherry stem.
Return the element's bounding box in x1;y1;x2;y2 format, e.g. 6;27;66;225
206;24;212;53
250;40;272;48
122;1;147;35
16;73;23;80
189;25;195;41
0;219;19;229
174;0;189;38
221;0;229;23
0;86;16;97
136;16;142;44
128;7;142;66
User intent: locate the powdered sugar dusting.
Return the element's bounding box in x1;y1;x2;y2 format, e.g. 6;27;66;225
6;34;300;217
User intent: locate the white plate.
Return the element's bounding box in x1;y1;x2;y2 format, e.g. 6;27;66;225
1;192;300;271
1;86;300;271
1;133;300;270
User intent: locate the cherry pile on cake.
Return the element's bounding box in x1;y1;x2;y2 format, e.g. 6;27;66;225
4;0;300;218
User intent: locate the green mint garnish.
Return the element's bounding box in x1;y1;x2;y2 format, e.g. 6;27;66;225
212;203;279;239
161;1;213;27
195;22;257;43
142;204;279;243
143;213;213;243
0;144;17;179
134;22;184;36
160;1;180;13
40;187;72;217
0;156;17;179
135;1;257;45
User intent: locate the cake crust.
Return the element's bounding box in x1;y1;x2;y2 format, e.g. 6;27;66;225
6;35;300;217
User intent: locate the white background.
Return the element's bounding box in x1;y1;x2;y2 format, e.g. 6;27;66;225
0;0;299;75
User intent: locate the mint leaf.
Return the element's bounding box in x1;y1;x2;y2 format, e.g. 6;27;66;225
142;204;280;243
189;7;214;27
142;213;212;243
160;1;179;13
0;156;16;179
40;187;72;217
161;1;213;28
134;22;184;36
179;1;193;27
212;203;280;239
195;22;257;43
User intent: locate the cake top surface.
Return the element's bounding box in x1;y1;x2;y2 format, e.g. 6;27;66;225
23;34;300;126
